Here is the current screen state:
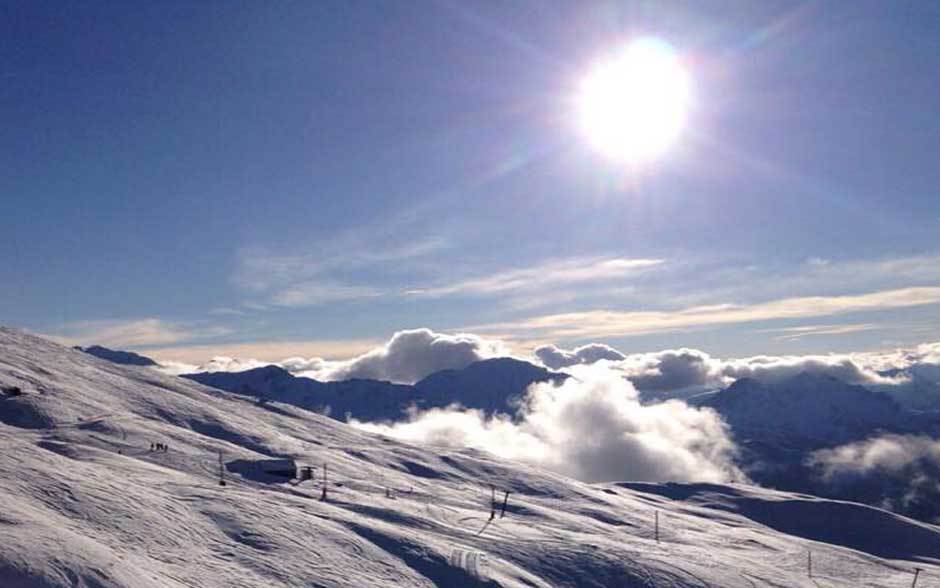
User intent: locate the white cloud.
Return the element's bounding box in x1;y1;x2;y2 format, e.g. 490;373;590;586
718;353;900;386
857;341;940;373
808;434;940;514
615;348;725;392
355;364;743;484
156;356;274;376
535;342;913;393
534;343;625;369
301;328;507;384
810;434;940;479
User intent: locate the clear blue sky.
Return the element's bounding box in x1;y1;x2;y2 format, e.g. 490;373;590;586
3;1;939;361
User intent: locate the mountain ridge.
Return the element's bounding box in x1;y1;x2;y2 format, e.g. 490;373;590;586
184;356;566;422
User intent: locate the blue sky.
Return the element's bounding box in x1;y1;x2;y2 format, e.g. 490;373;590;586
3;1;939;362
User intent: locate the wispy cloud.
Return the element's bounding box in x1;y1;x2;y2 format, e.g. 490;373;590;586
47;318;232;349
410;256;664;297
235;238;664;309
235;238;448;291
649;253;940;311
469;286;940;341
765;323;880;341
806;257;831;267
208;307;248;317
269;282;384;307
234;237;448;307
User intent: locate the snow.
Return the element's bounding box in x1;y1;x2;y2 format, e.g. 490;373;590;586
1;326;938;587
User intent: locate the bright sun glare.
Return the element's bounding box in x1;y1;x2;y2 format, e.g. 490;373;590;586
577;38;691;164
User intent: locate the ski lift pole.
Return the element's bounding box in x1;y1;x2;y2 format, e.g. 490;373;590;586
499;491;510;518
218;450;226;486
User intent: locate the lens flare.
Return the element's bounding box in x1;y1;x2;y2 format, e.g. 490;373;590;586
577;38;691;164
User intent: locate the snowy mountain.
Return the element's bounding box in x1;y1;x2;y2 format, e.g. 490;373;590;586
689;372;912;488
689;372;940;522
75;344;158;366
413;357;566;417
875;365;940;411
693;372;907;448
185;357;564;422
3;326;940;588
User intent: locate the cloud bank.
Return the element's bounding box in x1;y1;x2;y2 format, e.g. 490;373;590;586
538;343;915;396
810;434;940;479
809;434;940;518
355;365;744;484
153;328;940;410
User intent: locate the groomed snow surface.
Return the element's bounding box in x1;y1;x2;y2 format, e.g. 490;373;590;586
0;327;937;588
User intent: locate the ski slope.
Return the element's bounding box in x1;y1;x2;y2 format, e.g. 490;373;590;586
1;326;937;588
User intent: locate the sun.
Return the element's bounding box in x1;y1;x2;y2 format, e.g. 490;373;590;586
577;38;691;164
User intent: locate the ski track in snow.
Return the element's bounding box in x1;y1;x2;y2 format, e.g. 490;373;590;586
1;326;939;588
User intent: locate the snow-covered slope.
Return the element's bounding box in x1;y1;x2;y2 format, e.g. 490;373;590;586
1;326;938;588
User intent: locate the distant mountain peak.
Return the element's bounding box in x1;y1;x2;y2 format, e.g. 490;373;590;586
698;372;907;451
75;345;157;367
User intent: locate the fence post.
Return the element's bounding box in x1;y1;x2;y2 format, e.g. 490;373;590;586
499;491;510;518
320;463;328;501
655;511;659;543
807;550;812;578
912;568;922;588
